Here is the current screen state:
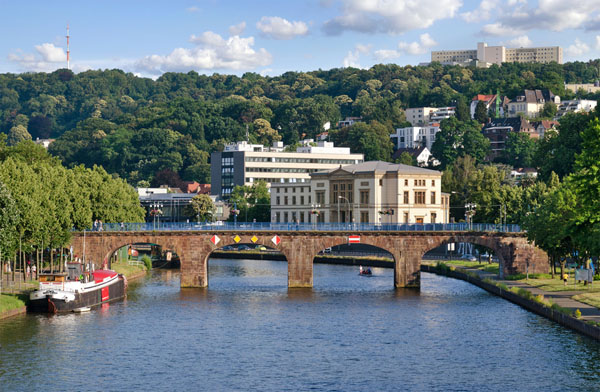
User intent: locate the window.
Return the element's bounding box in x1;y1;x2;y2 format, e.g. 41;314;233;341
300;196;304;205
284;212;288;222
276;196;280;205
404;212;409;223
284;196;288;205
276;212;280;223
414;191;426;205
431;213;437;223
404;179;408;186
292;196;296;205
361;211;369;223
432;179;435;186
404;191;409;204
360;190;369;205
431;192;436;205
379;179;383;186
316;191;325;204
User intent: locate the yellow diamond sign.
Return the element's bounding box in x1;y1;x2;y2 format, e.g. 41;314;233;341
233;235;241;243
251;235;258;243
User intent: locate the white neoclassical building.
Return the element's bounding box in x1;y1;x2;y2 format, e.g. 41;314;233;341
271;161;450;224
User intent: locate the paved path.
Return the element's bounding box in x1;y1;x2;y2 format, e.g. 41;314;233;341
450;264;600;323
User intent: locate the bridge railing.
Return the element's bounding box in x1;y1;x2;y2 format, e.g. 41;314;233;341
87;222;522;233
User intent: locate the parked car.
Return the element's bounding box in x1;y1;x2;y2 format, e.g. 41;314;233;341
221;245;234;251
461;254;477;261
255;245;267;251
237;245;251;251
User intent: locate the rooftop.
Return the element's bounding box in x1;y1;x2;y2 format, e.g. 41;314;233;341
312;161;441;177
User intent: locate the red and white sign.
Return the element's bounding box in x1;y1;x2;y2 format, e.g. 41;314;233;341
271;235;281;246
210;235;221;245
348;235;360;244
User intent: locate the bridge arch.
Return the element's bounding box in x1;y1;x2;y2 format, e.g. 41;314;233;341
420;235;508;272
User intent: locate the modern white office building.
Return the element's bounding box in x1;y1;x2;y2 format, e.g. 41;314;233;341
390;126;440;150
405;107;455;126
211;140;364;198
432;42;563;66
270;161;450;225
555;99;597;119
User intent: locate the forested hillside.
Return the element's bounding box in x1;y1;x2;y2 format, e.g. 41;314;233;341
1;60;599;186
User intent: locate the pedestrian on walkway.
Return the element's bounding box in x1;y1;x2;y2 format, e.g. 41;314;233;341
563;272;569;286
32;264;36;280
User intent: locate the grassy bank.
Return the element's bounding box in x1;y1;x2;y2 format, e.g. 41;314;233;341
0;293;27;314
111;261;148;278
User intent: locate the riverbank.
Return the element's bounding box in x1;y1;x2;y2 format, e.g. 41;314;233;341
423;261;600;341
0;293;28;320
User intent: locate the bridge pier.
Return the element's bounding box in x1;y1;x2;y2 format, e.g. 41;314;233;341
180;238;209;288
281;237;314;288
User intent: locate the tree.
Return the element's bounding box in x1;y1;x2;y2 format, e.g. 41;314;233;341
187;194;216;222
341;121;393;161
0;181;20;260
455;99;470;122
540;102;557;118
253;118;281;146
474;101;488;123
503;132;536;167
396;151;415;166
432;117;489;168
228;181;270;222
7;125;31;146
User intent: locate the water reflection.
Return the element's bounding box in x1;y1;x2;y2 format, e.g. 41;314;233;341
2;258;600;391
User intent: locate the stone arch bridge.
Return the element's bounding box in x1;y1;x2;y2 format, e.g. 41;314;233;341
70;230;546;288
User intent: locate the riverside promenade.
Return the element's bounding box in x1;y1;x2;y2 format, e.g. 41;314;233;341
422;261;600;336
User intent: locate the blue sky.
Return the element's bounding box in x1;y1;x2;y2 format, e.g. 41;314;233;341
1;0;600;77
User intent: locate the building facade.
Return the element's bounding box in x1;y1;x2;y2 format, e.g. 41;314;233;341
390;126;440;150
432;42;562;66
482;118;537;160
270;161;450;225
556;99;597;119
405;107;454;126
507;89;560;117
211;140;363;198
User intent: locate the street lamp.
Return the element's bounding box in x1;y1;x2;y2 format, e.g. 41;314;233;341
338;196;350;225
464;203;477;230
150;202;163;231
231;202;240;228
311;204;321;229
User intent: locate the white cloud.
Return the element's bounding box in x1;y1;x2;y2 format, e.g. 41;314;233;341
8;43;67;72
505;35;533;48
374;34;437;60
229;22;246;36
596;35;600;50
461;0;498;23
565;38;590;57
342;44;370;68
485;0;600;34
256;16;309;40
135;31;272;74
481;22;526;36
186;6;200;13
323;0;462;35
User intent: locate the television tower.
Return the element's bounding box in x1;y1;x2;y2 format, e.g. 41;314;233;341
66;24;70;70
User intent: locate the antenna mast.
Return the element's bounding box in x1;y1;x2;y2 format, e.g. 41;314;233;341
66;24;70;70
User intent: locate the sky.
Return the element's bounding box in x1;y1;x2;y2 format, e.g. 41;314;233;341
1;0;600;78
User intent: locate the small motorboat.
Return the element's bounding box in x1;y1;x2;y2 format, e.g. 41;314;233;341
359;266;373;276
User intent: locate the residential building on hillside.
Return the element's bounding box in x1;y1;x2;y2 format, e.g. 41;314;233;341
270;161;450;225
405;107;454;126
211;140;363;198
564;82;600;94
470;94;508;119
432;42;562;67
530;120;559;138
392;147;437;167
507;89;560;117
336;117;362;128
555;99;597;119
482;118;538;159
390;126;440;150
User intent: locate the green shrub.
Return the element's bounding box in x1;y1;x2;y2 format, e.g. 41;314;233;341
574;309;582;319
141;255;152;271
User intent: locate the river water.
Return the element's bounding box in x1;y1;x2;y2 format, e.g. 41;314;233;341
2;258;600;392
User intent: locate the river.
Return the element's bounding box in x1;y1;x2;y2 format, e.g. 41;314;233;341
1;258;600;391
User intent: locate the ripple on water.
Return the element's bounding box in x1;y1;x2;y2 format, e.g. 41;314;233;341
1;260;600;392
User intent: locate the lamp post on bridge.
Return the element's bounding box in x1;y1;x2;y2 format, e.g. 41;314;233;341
465;203;476;231
311;204;321;230
150;202;163;231
338;196;350;228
